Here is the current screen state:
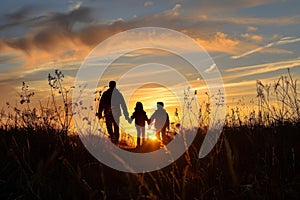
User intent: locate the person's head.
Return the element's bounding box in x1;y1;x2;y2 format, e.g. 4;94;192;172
157;102;164;109
109;81;116;89
135;102;143;111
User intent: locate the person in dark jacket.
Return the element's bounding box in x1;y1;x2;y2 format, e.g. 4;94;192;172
97;81;129;144
130;102;149;147
150;102;170;145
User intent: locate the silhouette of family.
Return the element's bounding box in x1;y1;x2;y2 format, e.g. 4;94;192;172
96;81;170;148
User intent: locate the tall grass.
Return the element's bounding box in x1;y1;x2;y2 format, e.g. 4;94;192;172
0;69;299;199
256;69;299;125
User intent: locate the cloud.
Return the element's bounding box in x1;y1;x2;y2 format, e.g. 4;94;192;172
0;6;94;61
231;37;300;59
37;6;93;32
241;33;263;42
190;14;300;26
225;58;300;79
247;26;258;31
6;1;280;62
277;37;300;45
0;14;45;32
1;2;297;69
205;63;217;73
162;4;182;17
219;58;300;99
0;4;216;57
0;5;93;32
144;1;153;7
5;5;40;20
0;53;17;63
1;0;299;108
195;32;240;54
68;1;82;11
0;55;81;101
221;15;300;25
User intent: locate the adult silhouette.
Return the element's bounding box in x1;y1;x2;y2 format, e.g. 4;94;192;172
150;102;170;145
97;81;129;144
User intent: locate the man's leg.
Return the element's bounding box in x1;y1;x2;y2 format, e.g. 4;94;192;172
113;117;120;144
161;128;167;145
156;130;161;141
105;115;114;141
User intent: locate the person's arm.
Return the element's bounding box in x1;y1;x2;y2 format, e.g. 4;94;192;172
131;112;135;120
149;111;156;125
127;112;134;124
119;93;129;120
145;113;150;125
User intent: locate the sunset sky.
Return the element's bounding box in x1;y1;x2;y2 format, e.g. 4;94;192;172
1;0;300;120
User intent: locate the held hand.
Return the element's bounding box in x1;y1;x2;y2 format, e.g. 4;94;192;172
125;116;131;123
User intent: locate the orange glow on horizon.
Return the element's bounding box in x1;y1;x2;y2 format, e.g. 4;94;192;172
127;83;181;120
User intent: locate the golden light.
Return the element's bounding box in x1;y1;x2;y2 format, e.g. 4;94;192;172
127;83;181;117
149;134;158;141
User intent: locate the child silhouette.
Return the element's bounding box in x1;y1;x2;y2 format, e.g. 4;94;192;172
130;102;149;148
149;102;170;145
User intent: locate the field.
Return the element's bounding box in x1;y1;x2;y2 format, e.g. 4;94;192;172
0;70;299;199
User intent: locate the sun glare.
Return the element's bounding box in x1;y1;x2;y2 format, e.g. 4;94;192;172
149;135;158;141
